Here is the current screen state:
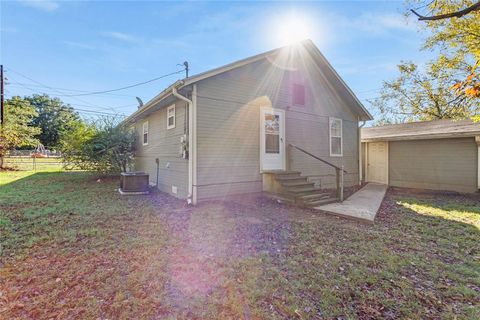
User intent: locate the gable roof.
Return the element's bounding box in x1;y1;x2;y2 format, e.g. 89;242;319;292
124;39;373;124
361;119;480;142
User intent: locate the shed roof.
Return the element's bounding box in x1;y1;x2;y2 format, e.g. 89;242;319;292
361;119;480;142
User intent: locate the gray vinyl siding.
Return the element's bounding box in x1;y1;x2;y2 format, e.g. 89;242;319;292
389;138;477;193
134;100;188;198
287;113;359;189
195;56;360;201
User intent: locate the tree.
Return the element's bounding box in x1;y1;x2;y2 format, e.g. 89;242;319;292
374;0;480;122
415;0;480;99
411;1;480;20
26;94;81;148
60;117;136;173
372;62;478;123
0;97;41;167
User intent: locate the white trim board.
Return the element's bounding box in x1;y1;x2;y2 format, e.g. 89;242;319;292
366;141;389;185
259;107;286;172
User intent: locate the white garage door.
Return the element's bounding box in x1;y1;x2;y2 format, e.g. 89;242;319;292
367;142;388;184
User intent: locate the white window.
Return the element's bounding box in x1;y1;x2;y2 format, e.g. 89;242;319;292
329;117;342;156
167;105;175;130
142;121;148;146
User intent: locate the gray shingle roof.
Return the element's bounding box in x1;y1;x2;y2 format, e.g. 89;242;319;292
361;119;480;142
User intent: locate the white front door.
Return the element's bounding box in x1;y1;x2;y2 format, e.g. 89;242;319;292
260;108;285;171
367;142;389;184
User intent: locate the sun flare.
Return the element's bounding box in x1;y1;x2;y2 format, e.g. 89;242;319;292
270;11;315;46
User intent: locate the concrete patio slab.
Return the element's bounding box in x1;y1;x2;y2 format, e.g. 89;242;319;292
314;183;388;223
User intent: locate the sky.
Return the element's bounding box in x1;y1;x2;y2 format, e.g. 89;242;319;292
0;0;434;121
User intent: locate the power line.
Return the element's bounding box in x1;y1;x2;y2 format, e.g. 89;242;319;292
6;81;136;111
6;76;122;114
5;68;121;114
7;83;136;97
67;102;137;110
4;67;186;115
74;108;122;116
60;69;185;97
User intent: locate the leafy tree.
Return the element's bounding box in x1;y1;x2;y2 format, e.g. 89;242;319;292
374;0;480;123
0;97;41;167
26;94;81;148
372;62;478;123
60;117;136;173
414;0;480;99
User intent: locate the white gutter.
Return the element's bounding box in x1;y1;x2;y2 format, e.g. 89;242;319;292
121;80;184;126
358;119;366;185
172;86;195;204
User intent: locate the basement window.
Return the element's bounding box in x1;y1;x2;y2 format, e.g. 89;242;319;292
292;83;305;106
329;117;343;157
142;121;149;146
167;105;175;130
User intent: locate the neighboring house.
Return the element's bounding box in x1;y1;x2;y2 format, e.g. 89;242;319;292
361;119;480;193
124;40;372;205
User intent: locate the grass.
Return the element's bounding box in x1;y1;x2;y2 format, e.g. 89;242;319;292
0;170;479;319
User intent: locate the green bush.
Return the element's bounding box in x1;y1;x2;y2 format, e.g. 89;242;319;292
60;117;136;173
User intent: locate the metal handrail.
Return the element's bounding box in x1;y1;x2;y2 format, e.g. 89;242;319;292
289;144;347;173
288;143;346;202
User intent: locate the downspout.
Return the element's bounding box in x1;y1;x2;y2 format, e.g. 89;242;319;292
172;85;194;204
358;118;366;185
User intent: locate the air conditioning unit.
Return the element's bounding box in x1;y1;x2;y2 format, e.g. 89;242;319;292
119;172;149;194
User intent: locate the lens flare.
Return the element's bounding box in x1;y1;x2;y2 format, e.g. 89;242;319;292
268;11;315;47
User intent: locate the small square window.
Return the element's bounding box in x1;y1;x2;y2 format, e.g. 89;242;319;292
292;84;305;106
142;121;148;146
167;105;175;130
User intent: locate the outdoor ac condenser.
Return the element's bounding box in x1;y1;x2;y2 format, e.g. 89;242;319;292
119;172;149;194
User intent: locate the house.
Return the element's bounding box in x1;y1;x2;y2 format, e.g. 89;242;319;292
124;40;373;205
361;119;480;193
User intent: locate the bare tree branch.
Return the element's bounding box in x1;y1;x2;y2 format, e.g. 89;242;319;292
411;1;480;21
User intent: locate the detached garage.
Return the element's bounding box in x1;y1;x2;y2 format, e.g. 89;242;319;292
361;119;480;193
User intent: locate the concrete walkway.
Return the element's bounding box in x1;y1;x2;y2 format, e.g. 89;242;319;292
314;183;388;223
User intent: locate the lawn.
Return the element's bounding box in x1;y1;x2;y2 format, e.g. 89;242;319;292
0;170;479;319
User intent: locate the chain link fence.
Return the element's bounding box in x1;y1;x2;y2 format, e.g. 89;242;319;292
7;149;62;157
3;149;64;171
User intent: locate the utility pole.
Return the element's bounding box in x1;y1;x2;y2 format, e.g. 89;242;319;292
183;61;189;78
0;64;4;126
178;61;189;78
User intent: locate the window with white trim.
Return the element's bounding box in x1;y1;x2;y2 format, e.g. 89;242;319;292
142;121;149;146
329;117;342;156
167;105;175;130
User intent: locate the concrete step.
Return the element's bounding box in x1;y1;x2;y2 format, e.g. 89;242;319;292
268;170;301;175
275;174;302;180
298;192;330;201
287;186;319;193
305;197;339;207
280;180;313;187
275;175;306;181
